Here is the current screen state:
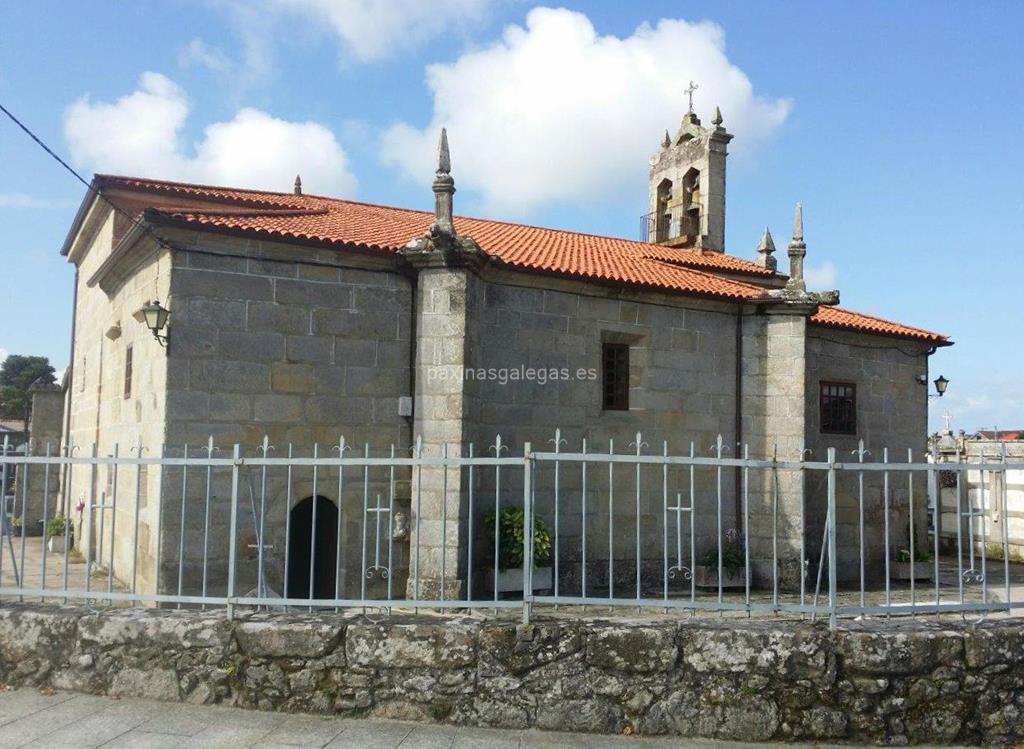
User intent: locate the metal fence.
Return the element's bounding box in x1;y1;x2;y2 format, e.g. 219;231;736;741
1;433;1021;627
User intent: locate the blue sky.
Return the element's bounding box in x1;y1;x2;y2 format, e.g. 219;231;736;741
1;1;1022;433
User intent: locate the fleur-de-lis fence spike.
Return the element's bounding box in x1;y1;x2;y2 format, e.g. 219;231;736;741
258;435;276;456
709;434;730;455
489;434;508;455
130;436;147;456
629;431;648;452
332;435;350;456
548;428;567;451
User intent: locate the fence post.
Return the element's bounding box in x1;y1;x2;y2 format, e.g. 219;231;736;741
226;443;241;620
522;441;533;624
826;446;838;629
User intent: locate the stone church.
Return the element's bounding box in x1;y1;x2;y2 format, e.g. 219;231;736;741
55;103;950;601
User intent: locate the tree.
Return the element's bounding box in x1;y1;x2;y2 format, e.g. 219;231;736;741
0;355;56;427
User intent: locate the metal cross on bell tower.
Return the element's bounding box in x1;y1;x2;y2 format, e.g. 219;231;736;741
684;80;699;113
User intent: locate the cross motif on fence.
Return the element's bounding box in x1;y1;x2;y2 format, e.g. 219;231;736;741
364;493;391;580
667;491;693;581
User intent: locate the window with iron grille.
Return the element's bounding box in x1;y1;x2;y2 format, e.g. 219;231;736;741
820;381;856;434
602;342;629;411
123;345;133;400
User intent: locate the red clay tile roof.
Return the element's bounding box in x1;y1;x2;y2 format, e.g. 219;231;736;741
810;305;948;344
637;243;773;276
93;174;949;344
98;175;766;301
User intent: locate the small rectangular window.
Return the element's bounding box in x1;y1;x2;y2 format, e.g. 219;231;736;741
123;345;133;400
602;342;629;411
820;381;856;434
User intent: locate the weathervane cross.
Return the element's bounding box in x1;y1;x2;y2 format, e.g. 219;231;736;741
685;80;699;112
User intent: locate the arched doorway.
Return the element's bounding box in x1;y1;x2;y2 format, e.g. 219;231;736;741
286;495;339;600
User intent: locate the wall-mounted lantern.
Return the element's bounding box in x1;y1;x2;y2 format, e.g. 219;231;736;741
918;373;948;399
137;300;170;347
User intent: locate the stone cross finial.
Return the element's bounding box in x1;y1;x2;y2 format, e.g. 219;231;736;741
942;410;953;433
431;128;456;237
756;226;777;271
684;80;698;113
785;203;807;292
294;174;302;195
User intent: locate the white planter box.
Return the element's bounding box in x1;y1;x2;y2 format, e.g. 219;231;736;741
47;535;66;553
693;565;747;589
891;561;933;581
487;566;553;593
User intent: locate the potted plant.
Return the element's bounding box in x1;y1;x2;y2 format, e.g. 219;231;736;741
694;529;747;588
891;522;933;581
483;507;553;594
46;514;70;553
892;546;933;581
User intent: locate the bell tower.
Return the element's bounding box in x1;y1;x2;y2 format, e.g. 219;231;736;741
647;84;732;252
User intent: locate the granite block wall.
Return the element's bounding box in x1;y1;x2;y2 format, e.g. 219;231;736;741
1;604;1022;745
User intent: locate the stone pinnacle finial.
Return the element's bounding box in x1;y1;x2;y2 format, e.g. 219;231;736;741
756;226;777;271
430;128;456;237
786;203;807;291
662;129;671;148
437;127;451;175
712;106;723;127
294;174;302;195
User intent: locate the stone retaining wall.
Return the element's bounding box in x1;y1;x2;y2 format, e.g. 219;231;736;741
0;605;1021;745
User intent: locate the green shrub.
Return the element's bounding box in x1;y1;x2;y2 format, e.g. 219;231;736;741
483;507;552;570
701;528;745;572
986;543;1005;560
895;546;932;563
46;514;68;541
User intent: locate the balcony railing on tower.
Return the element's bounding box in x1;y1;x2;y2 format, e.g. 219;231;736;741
639;211;701;244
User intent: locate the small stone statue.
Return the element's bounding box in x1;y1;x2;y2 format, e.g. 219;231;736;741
392;511;409;541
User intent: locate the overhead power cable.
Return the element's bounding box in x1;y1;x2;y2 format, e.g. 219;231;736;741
0;101;177;254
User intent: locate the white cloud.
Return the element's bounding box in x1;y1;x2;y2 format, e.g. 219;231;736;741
0;194;52;208
269;0;490;63
179;39;233;74
380;7;791;215
64;72;357;196
933;380;1024;434
805;261;838;291
0;348;8;364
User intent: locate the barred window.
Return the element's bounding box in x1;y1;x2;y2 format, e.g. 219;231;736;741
602;343;629;411
123;345;133;400
820;382;856;434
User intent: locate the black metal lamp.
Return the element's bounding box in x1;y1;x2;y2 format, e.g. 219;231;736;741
933;375;949;398
140;300;170;346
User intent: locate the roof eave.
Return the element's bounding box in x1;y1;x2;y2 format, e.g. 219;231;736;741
808;318;952;347
145;211;402;263
60;176;106;257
